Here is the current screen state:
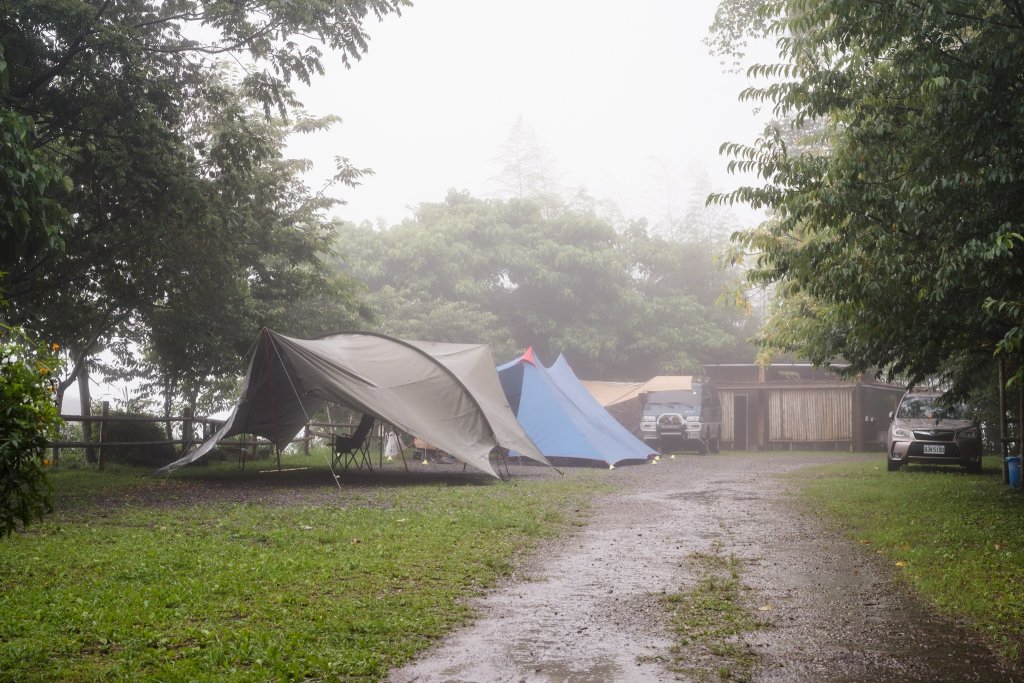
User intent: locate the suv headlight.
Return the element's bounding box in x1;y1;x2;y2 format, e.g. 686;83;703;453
959;427;979;440
891;426;912;439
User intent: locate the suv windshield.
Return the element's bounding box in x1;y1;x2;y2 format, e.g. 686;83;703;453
645;403;688;414
896;395;971;420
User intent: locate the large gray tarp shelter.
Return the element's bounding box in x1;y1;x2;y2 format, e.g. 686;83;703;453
157;329;550;478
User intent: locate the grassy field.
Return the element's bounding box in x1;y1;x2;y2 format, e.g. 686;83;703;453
0;452;605;682
794;455;1024;662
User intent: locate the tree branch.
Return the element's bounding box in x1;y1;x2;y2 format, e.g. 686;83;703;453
14;0;114;99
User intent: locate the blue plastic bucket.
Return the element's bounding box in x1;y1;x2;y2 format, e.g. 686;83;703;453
1007;456;1021;489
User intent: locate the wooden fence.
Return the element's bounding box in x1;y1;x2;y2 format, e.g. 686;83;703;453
49;400;354;470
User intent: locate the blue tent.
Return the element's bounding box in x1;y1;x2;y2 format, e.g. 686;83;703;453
497;349;655;467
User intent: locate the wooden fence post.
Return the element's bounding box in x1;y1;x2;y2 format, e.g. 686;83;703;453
98;401;109;471
181;406;194;456
303;423;311;455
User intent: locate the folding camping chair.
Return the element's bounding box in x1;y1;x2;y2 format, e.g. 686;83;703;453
331;414;375;470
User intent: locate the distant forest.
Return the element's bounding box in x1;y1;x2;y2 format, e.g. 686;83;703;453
329;190;758;381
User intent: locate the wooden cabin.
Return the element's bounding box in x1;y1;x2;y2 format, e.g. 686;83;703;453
703;363;905;452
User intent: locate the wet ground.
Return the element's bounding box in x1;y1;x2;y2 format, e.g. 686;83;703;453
388;452;1021;682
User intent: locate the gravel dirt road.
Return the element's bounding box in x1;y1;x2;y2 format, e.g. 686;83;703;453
388;452;1021;682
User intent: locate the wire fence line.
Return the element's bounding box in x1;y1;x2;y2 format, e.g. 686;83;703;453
50;401;358;470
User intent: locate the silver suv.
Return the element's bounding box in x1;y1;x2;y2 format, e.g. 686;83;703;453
639;385;722;455
887;390;982;472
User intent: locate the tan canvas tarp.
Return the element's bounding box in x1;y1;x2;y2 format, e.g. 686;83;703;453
579;380;645;407
158;329;549;478
583;376;693;406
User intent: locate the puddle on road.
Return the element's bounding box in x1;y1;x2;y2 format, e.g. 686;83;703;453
506;654;627;683
665;488;762;504
429;657;633;683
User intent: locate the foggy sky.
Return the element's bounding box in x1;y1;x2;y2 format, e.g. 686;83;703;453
288;0;771;228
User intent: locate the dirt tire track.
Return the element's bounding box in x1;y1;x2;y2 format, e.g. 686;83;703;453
389;453;1020;682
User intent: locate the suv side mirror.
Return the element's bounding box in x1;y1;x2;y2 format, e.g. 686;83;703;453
888;411;894;421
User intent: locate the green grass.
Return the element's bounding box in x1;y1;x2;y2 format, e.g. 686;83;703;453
794;455;1024;661
661;546;766;682
0;452;604;681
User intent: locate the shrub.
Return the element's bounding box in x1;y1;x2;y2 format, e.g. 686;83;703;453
101;413;177;467
0;327;62;537
53;421;87;469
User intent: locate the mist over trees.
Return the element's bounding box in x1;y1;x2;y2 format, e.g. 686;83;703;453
1;0;407;416
711;0;1024;396
325;110;756;382
330;191;755;380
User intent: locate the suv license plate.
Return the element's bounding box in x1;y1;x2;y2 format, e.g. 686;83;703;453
923;444;945;455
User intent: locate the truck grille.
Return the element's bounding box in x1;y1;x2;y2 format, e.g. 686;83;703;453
912;429;956;442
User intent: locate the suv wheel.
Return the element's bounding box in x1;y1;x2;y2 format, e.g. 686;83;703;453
887;456;902;472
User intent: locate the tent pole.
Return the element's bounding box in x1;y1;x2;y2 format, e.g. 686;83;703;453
501;449;511;478
396;430;410;472
265;330;345;489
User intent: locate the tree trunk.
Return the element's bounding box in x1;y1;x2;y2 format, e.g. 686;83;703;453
163;385;174;441
77;361;96;464
185;391;199;451
180;406;194;456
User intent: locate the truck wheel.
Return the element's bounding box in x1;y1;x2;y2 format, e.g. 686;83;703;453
710;434;720;454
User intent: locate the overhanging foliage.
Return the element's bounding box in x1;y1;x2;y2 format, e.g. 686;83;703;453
714;0;1024;394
